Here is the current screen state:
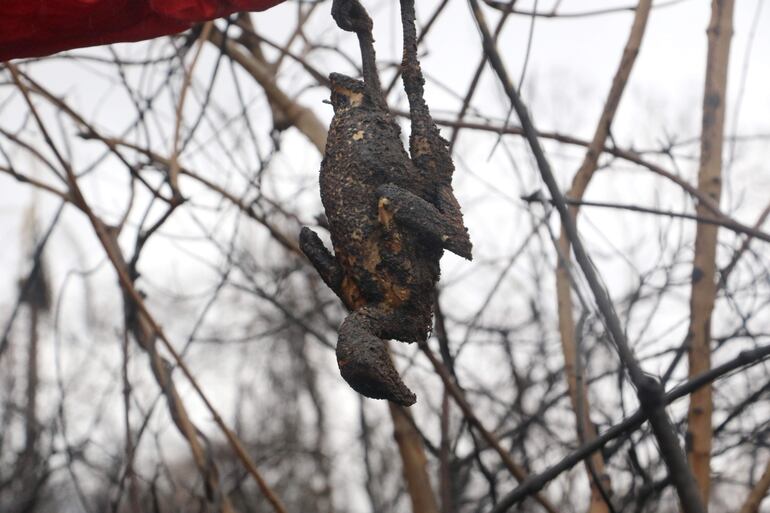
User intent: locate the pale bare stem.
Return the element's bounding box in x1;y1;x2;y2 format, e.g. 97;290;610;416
686;0;735;506
168;21;213;200
206;25;327;152
232;13;293;133
389;403;441;513
553;1;651;510
738;458;770;513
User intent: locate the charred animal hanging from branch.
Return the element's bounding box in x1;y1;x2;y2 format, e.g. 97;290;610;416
300;0;471;406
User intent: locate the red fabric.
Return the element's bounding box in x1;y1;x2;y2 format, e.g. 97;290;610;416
0;0;286;61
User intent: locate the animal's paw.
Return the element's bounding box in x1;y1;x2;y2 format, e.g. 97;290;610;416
331;0;373;34
377;183;473;261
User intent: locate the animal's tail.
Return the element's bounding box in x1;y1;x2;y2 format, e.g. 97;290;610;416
337;310;416;406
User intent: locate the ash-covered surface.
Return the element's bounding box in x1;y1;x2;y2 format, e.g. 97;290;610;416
300;0;471;406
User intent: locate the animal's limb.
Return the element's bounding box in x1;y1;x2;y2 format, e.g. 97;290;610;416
399;0;471;253
337;307;417;406
399;0;429;126
377;184;472;260
299;227;344;295
331;0;387;111
399;0;444;168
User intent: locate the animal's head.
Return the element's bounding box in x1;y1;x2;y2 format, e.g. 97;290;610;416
329;73;368;113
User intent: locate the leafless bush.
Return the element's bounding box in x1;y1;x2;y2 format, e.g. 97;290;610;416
1;1;769;512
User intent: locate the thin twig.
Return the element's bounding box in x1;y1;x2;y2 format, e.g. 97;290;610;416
489;342;770;511
420;341;559;513
7;62;289;513
466;2;706;512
